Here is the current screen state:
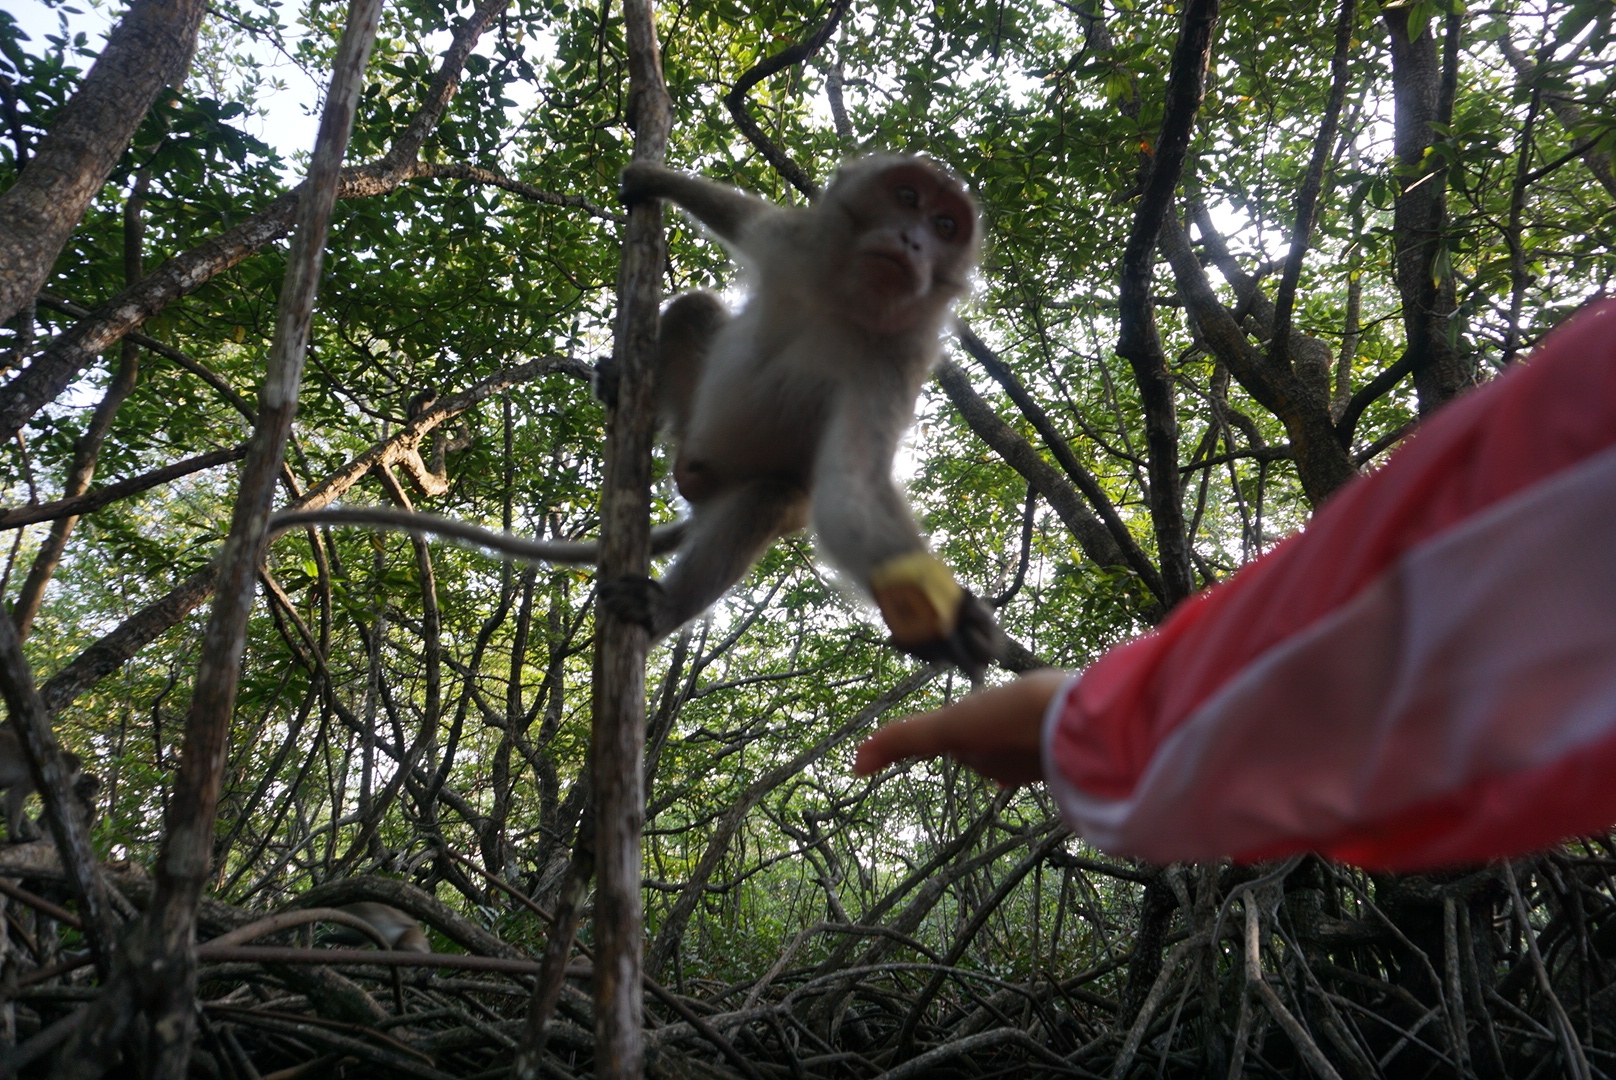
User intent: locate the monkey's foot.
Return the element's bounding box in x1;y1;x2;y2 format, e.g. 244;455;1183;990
599;575;673;636
896;590;1005;686
591;355;620;408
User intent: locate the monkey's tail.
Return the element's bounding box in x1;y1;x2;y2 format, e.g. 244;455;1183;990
268;507;687;566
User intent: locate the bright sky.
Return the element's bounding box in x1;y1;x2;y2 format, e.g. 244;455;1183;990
9;0;325;164
9;0;109;49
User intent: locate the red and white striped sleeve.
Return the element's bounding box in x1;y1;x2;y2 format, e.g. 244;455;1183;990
1042;300;1616;870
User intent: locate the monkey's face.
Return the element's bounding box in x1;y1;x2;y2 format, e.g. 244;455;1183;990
829;159;979;334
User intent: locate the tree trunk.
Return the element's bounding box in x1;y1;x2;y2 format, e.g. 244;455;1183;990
0;0;205;326
1383;9;1464;415
589;0;672;1073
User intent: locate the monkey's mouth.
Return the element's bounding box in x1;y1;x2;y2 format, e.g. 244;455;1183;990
861;250;921;293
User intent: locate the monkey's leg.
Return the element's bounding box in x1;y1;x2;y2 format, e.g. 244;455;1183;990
3;785;30;842
655;291;727;446
620;163;776;246
602;478;807;638
595;290;725;438
812;401;1003;680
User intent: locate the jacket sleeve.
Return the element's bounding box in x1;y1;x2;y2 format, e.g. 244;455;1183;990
1042;300;1616;870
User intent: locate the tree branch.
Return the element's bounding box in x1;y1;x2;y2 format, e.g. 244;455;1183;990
0;2;587;448
949;334;1168;610
724;0;853;199
1162;213;1357;504
0;0;207;326
33;357;581;721
0;445;248;529
1498;34;1616;200
414;161;623;222
1267;0;1357;371
0;616;118;978
1113;0;1220;606
1335;347;1413;446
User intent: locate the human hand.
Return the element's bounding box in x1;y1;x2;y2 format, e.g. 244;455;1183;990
853;669;1070;787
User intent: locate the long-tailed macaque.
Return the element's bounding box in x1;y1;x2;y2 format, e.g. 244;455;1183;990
0;727;89;841
604;154;1003;680
268;155;1003;680
323;901;431;952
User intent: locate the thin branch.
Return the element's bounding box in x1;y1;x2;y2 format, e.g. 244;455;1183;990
1267;0;1357;370
1336;348;1414;445
1243;890;1346;1080
954;329;1168;607
989;484;1036;609
270;505;686;564
724;0;853;198
380;0;511;167
0;616;117;975
415;161;624;222
1503;862;1591;1080
34;292;257;420
933;359;1125;575
0;445;248;529
1112;0;1220;606
1352;421;1413;466
0;0;549;448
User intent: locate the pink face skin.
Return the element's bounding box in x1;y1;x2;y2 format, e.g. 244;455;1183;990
838;163;977;334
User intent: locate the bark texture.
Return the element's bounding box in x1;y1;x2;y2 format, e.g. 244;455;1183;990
588;0;672;1075
0;0;205;327
53;0;382;1070
1383;9;1466;414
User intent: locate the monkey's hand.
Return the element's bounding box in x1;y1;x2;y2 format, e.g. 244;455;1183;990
620;161;675;207
599;575;673;638
870;553;1005;684
898;591;1005;686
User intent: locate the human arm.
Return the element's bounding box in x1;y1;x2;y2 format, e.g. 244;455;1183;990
853;669;1069;786
862;303;1616;870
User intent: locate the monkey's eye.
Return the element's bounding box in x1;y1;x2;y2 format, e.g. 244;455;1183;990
932;214;957;239
893;185;920;207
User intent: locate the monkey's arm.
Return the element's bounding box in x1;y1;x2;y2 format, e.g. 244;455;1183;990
810;398;1004;682
268;507;686;565
809;397;929;585
620;163;776;247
